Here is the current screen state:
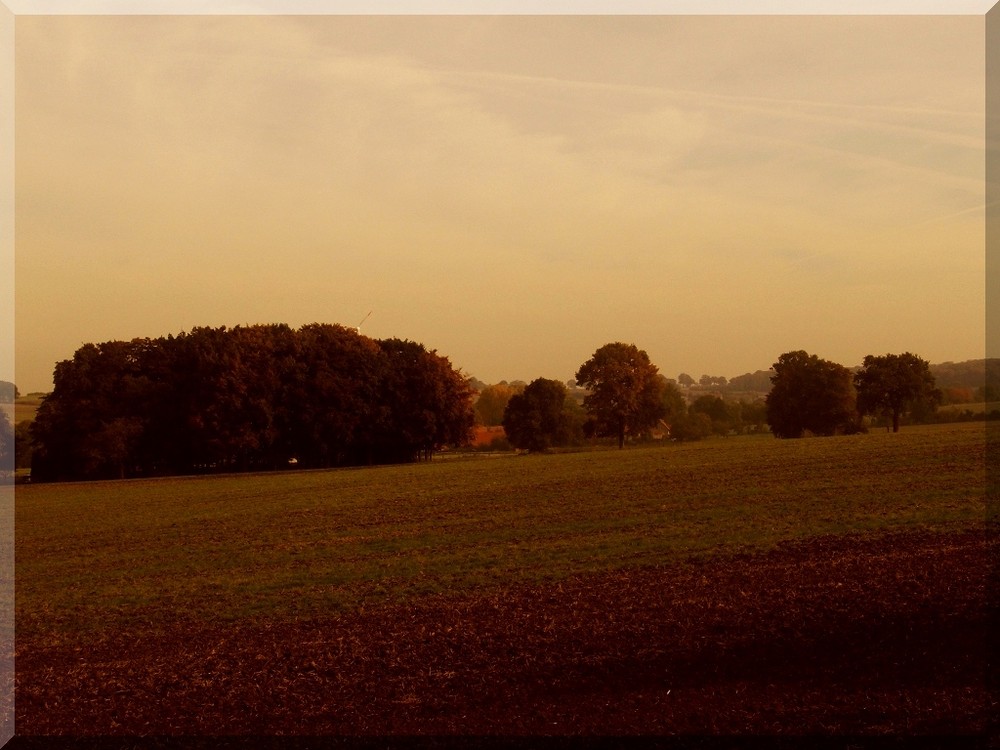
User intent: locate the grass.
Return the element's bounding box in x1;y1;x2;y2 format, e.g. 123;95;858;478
14;422;986;639
3;395;45;425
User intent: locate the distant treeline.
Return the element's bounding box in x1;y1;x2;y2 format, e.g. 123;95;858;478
673;360;1000;400
698;370;774;393
928;359;1000;401
29;324;476;482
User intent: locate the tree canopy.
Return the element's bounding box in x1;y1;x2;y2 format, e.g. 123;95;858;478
29;324;475;481
474;383;520;427
501;378;581;452
765;350;860;438
575;343;667;449
854;352;941;432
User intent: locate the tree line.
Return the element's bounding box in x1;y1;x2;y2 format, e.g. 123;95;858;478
487;343;769;452
27;324;475;482
479;345;945;452
5;335;971;479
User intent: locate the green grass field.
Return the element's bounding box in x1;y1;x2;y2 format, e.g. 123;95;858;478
14;423;986;642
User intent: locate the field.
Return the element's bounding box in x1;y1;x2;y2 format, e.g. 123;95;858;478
10;423;993;737
2;395;45;426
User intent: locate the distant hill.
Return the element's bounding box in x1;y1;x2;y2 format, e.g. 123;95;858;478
726;370;774;393
928;359;999;391
706;359;996;401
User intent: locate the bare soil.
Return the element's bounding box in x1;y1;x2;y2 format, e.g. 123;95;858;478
13;527;995;740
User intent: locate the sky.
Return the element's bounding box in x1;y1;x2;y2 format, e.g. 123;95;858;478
6;8;991;394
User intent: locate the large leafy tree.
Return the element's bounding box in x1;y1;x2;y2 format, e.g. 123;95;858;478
375;338;476;463
502;378;579;452
575;342;667;449
854;352;941;432
765;350;859;438
289;324;385;468
30;339;160;481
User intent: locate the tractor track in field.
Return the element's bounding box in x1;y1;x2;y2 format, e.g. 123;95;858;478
13;527;995;738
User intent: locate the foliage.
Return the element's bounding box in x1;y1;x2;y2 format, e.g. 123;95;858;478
699;375;728;387
670;411;713;441
738;399;769;434
672;396;766;438
502;378;582;452
854;353;941;433
765;350;860;438
14;420;34;469
575;342;667;449
690;394;738;436
727;370;775;393
940;387;975;405
374;338;476;462
659;377;687;424
475;383;518;427
29;324;475;481
977;383;1000;402
928;358;998;388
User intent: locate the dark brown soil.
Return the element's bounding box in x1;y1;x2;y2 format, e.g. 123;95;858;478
13;528;996;739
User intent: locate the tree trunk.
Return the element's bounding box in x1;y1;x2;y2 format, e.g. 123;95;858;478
892;409;901;433
618;419;625;449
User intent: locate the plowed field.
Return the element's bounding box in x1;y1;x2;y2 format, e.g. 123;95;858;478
10;424;993;741
14;527;993;737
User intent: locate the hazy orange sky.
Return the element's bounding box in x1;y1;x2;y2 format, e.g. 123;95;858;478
6;7;990;393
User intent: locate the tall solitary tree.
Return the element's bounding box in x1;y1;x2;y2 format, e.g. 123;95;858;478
575;342;667;449
854;352;941;432
765;350;859;438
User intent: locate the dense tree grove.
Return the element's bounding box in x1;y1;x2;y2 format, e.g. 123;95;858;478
29;324;475;482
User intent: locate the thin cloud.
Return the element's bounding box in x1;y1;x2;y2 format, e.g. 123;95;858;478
440;67;983;148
